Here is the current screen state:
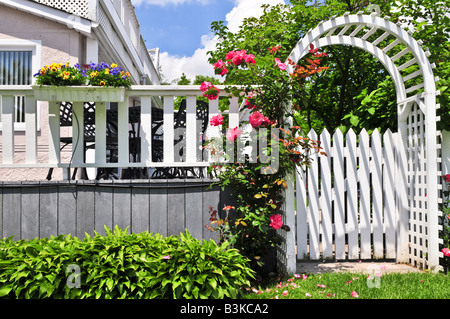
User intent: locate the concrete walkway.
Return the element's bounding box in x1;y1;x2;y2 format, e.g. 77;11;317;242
296;261;423;275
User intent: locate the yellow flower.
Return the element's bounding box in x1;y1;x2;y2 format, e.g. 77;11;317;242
100;81;106;86
63;71;70;80
90;71;98;78
65;62;69;68
111;63;118;68
105;68;110;75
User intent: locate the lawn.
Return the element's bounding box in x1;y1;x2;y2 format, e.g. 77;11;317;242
243;272;450;299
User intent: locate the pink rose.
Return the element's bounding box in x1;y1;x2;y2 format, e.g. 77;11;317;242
232;50;246;65
210;114;223;126
244;98;257;109
225;51;236;61
351;291;359;298
442;248;450;257
249;111;265;128
200;81;211;92
245;53;256;64
200;81;220;100
214;59;225;69
214;59;228;76
275;58;287;71
444;174;450;183
269;214;283;230
226;127;242;142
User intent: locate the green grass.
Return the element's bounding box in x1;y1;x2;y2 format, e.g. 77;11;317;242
242;272;450;299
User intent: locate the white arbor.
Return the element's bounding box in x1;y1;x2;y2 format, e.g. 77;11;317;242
281;12;442;273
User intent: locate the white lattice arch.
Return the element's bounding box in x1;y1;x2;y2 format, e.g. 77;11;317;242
285;12;441;271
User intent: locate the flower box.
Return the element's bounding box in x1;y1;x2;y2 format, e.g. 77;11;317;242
32;85;126;102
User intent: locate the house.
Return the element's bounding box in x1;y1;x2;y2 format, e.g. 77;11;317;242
0;0;161;180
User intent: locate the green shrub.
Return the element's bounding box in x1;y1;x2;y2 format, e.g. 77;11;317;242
0;226;254;299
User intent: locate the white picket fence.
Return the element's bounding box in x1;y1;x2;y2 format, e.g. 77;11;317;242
281;128;399;267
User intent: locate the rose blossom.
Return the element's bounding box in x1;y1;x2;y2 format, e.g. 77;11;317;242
226;127;242;142
214;59;228;76
225;50;236;61
200;81;220;100
245;54;256;64
269;214;283;230
275;58;287;71
249;111;265;128
245;98;257;109
232;50;247;65
210;114;224;126
200;81;211;92
351;291;359;298
442;247;450;257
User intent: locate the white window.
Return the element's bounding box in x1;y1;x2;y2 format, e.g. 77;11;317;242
0;39;41;131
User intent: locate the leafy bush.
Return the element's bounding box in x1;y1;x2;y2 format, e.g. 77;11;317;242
0;226;254;299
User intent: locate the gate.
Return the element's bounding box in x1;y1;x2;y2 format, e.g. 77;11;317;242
278;12;442;273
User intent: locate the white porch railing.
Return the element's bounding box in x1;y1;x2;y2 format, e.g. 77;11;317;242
0;85;242;177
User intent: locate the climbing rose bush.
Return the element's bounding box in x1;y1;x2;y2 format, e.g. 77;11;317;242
203;44;328;274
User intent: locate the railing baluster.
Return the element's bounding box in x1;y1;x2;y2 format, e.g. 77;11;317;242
140;96;152;165
1;95;15;164
205;99;220;163
95;102;107;165
25;97;37;164
186;95;197;163
163;96;174;164
229;96;240;128
71;101;84;165
48;101;60;165
117;100;129;166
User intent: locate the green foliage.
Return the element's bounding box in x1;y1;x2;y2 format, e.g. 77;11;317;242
0;226;254;299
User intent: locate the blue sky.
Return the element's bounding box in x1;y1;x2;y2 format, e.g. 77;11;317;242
131;0;286;82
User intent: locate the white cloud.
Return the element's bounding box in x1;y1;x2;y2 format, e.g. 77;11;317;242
159;34;218;83
226;0;284;33
157;0;286;82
